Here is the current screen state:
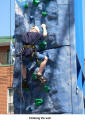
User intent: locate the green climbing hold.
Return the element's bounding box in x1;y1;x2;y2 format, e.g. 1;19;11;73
35;99;43;106
24;88;29;91
39;41;47;49
33;0;40;5
24;3;28;8
42;11;47;16
32;73;37;80
44;85;50;92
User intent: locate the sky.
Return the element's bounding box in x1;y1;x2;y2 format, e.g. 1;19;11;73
82;0;85;57
0;0;85;56
0;0;15;36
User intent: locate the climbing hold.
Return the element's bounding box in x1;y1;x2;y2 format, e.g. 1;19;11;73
26;106;33;111
35;99;43;106
32;73;37;80
24;3;28;8
29;16;34;20
44;85;50;92
33;0;40;5
39;41;47;49
42;11;47;16
29;107;32;111
24;88;29;91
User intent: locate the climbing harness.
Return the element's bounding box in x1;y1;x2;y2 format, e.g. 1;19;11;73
18;44;42;67
24;45;35;48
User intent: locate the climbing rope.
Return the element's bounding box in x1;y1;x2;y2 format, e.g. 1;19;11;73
9;0;12;114
16;0;24;113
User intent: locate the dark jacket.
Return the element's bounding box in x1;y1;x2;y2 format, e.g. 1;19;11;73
22;32;43;57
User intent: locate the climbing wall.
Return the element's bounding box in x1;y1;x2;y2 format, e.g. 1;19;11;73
13;0;84;114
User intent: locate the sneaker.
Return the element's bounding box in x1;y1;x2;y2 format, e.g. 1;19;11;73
22;79;29;89
36;74;47;85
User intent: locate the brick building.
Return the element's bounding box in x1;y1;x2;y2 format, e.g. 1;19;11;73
0;37;14;114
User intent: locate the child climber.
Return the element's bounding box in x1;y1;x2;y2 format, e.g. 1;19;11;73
21;24;48;88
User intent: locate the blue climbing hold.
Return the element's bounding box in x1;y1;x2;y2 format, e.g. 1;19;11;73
29;16;34;20
26;106;32;111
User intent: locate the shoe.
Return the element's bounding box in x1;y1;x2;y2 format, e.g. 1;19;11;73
22;79;29;89
36;74;47;85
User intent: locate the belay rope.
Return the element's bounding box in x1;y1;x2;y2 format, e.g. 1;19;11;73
10;0;12;114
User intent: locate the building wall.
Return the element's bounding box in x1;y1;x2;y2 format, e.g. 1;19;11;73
0;46;9;52
0;66;14;114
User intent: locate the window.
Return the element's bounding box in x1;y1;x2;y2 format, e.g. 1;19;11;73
0;52;8;65
8;103;14;114
0;48;15;65
7;88;14;114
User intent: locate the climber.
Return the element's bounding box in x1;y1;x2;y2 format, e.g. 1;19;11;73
21;24;48;88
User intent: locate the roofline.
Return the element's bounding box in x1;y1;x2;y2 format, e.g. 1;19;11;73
0;36;13;39
0;36;15;45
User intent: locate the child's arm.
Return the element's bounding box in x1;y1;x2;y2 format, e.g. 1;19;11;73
41;24;47;37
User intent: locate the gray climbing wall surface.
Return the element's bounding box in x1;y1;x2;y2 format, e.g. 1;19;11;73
13;0;84;114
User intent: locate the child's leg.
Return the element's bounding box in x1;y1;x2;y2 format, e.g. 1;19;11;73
22;56;31;80
37;56;48;75
22;64;29;88
22;64;27;80
36;52;48;75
